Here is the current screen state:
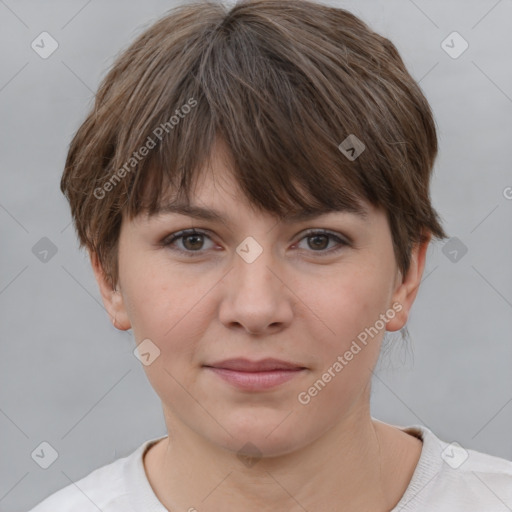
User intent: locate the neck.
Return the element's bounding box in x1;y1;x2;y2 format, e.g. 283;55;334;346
144;399;420;511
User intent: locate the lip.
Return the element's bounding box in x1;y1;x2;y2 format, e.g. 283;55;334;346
204;358;306;372
203;358;307;391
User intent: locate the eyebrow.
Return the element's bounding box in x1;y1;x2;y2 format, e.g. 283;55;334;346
150;202;368;224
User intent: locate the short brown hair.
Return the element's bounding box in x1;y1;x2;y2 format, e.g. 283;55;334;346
61;0;448;291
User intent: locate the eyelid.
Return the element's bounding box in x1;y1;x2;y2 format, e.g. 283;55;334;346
160;228;214;246
299;228;351;245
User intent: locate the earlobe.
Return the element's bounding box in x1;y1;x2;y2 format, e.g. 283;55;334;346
109;291;132;331
88;250;131;331
386;233;431;332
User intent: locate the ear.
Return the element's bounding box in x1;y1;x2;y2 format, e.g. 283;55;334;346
89;250;131;331
386;231;432;332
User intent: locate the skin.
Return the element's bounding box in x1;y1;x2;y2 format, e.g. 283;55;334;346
90;140;430;511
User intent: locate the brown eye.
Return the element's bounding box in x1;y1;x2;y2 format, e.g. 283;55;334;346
181;233;205;250
307;234;330;250
296;229;349;255
162;229;214;257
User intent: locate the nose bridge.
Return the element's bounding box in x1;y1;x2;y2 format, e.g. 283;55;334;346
234;235;281;296
219;235;293;333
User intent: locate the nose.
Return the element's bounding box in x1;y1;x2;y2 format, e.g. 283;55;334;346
218;246;294;336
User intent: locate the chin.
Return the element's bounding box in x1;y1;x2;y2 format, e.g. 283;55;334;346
211;410;312;458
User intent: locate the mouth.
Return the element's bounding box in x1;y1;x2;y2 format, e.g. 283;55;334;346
203;358;307;391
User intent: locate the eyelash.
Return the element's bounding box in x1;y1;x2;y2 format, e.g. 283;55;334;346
160;228;350;258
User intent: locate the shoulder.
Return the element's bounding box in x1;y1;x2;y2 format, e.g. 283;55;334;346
441;443;512;504
397;425;512;511
27;458;130;512
27;441;150;512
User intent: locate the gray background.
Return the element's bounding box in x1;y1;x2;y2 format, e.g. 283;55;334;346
1;0;511;510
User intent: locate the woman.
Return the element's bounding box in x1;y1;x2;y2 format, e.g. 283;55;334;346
30;0;512;510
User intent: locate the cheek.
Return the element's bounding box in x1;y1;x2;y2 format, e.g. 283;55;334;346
122;270;215;410
120;249;194;333
294;274;390;417
303;269;393;404
126;283;201;342
316;267;391;349
121;260;216;370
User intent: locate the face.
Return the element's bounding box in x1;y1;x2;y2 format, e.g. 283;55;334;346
92;141;430;457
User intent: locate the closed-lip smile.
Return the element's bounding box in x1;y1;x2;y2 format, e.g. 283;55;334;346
203;358;307;391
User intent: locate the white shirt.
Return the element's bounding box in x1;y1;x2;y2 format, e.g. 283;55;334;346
28;425;512;511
